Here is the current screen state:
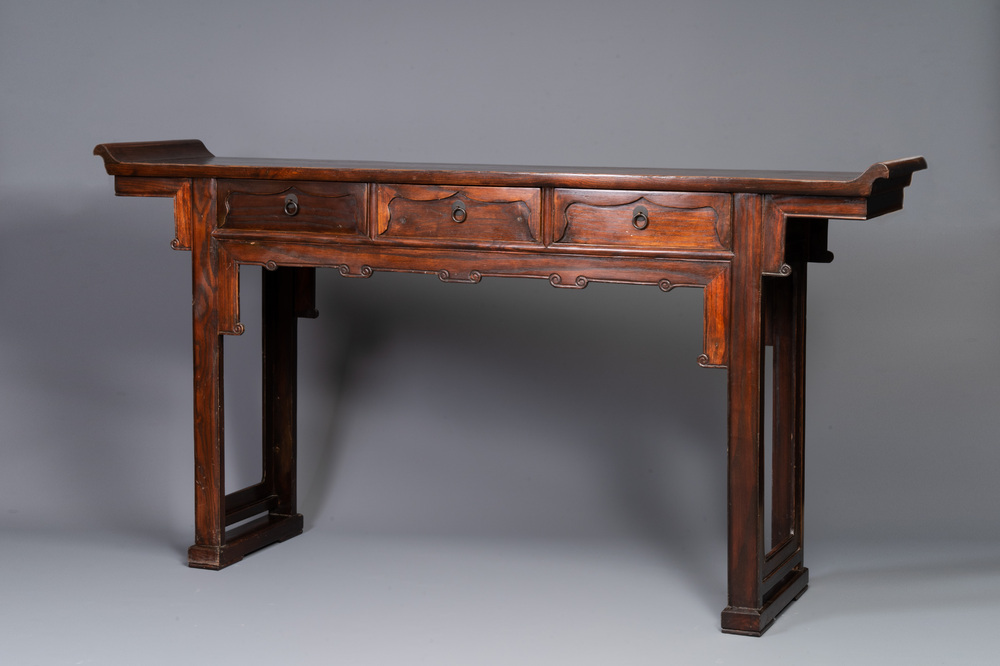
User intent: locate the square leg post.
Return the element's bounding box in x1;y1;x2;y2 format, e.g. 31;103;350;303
767;226;808;575
185;179;229;568
261;266;310;520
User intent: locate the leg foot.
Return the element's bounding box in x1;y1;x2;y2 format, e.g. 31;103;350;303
187;513;304;570
721;567;809;636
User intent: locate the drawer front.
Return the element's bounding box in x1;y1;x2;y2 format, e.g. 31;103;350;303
376;184;541;243
553;189;732;251
219;180;366;234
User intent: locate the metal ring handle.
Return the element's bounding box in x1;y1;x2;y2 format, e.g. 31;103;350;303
451;201;467;223
632;205;649;230
284;193;299;216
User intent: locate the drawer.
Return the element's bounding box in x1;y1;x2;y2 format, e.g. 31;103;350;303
553;189;732;251
376;184;541;243
219;180;366;234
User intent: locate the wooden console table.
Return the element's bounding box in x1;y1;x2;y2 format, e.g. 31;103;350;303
95;140;924;635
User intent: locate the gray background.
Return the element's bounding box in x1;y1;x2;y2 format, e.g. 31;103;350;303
1;0;997;663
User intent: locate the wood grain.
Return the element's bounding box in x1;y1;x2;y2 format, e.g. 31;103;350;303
95;140;925;635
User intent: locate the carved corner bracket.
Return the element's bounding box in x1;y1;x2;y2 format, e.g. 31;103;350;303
699;267;730;368
112;176;195;251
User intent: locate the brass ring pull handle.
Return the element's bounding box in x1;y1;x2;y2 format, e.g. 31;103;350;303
451;201;467;223
632;205;649;230
284;193;299;216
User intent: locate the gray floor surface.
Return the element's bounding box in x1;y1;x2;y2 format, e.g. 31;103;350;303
3;527;996;665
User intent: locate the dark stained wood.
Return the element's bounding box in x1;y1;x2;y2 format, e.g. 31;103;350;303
724;193;768;621
262;266;304;519
218;180;367;235
553;189;732;250
96;141;926;195
189;513;303;570
376;184;541;243
95;140;925;635
187;177;226;563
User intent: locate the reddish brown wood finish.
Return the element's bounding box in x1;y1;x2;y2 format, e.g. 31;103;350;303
95;141;925;635
219;180;367;235
376;184;542;243
553;189;732;251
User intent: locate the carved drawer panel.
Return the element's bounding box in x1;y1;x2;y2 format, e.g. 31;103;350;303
553;189;732;251
376;184;541;244
219;180;366;234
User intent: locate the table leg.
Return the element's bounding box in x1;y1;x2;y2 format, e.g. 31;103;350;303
768;240;808;573
185;179;229;568
262;266;302;518
721;198;810;635
185;185;307;568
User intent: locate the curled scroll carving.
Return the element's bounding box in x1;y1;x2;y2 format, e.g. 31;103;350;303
437;270;483;284
338;264;374;278
548;274;589;289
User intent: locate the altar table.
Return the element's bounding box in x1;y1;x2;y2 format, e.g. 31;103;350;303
95;140;925;635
